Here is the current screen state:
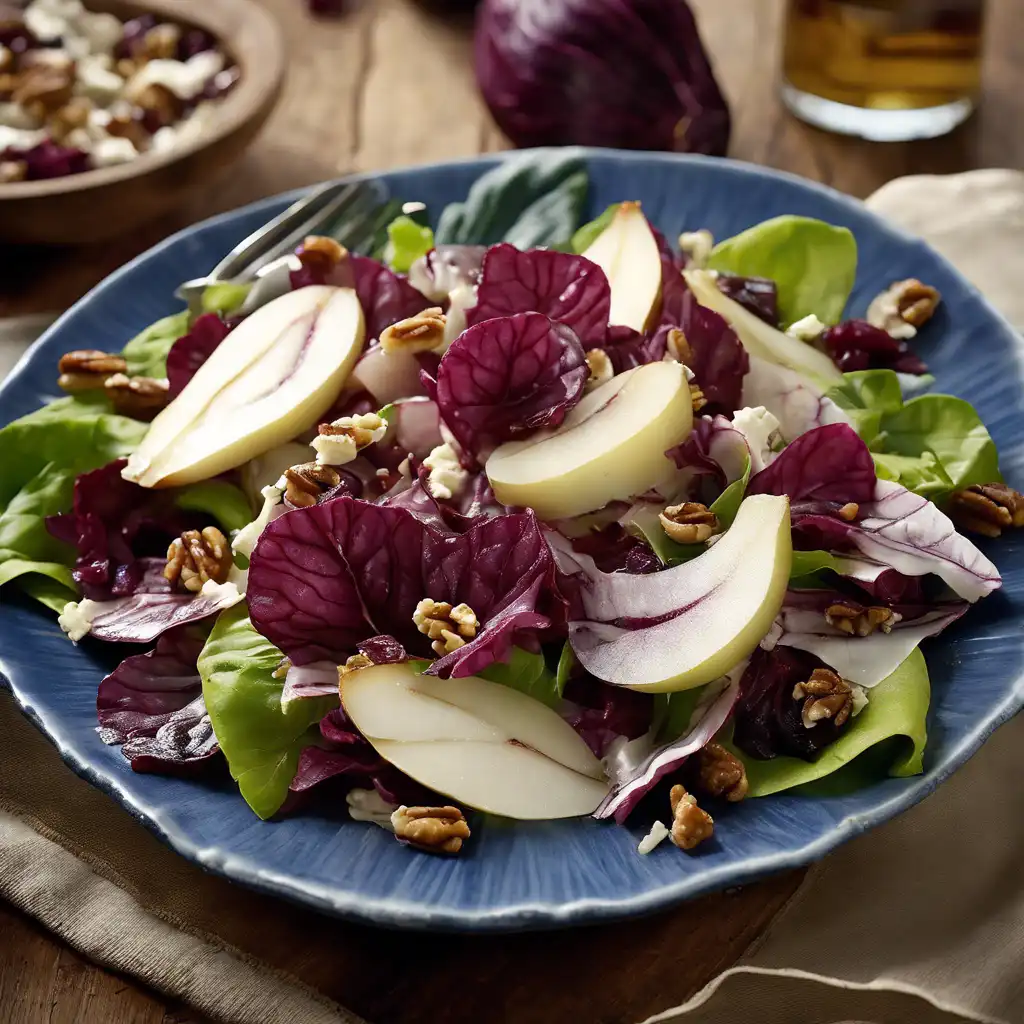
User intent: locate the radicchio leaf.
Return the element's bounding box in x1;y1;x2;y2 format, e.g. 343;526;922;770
666;414;750;504
119;695;219;776
601;324;666;375
408;245;487;302
427;311;587;462
465;243;611;347
748;423;877;504
247;497;552;677
562;675;655;758
568;524;660;575
716;274;779;326
166;313;233;399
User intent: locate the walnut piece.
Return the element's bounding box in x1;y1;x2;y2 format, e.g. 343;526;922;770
142;23;182;60
134;82;182;125
689;381;707;413
379;307;446;356
164;527;232;594
948;483;1024;538
824;601;900;637
793;667;853;729
867;278;941;339
692;741;748;802
659;502;718;544
47;96;92;142
585;348;613;390
665;327;693;365
391;805;470;855
299;234;347;268
13;63;74;117
57;349;128;392
412;598;479;657
312;412;386;466
837;502;859;522
104;373;169;421
283;463;341;508
669;784;714;851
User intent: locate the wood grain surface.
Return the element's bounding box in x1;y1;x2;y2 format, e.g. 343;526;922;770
0;0;1021;1022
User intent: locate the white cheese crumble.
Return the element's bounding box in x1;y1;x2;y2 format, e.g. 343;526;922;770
127;50;225;102
638;820;670;854
423;442;468;501
0;124;48;152
76;55;125;104
90;135;137;168
346;788;397;830
231;481;284;560
311;413;387;467
198;578;244;606
786;313;827;342
58;599;102;642
851;684;869;718
0;101;39;131
678;229;714;269
732;405;782;474
443;284;477;350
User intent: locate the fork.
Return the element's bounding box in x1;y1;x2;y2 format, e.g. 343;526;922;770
175;179;401;315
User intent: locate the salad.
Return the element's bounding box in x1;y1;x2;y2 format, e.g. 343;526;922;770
1;153;1016;858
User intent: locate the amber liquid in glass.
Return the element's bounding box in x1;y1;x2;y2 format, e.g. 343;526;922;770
781;0;984;139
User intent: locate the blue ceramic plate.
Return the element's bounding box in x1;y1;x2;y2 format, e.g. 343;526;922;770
2;150;1022;931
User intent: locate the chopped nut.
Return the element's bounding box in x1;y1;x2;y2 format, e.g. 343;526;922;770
133;81;182;125
793;667;853;729
142;23;182;61
13;63;74;116
413;598;478;657
837;502;859;522
585;348;613;390
391;804;470;855
0;45;11;75
164;527;231;594
47;96;92;141
311;412;386;466
689;381;707;413
116;57;141;79
104;373;169;421
692;741;748;802
665;327;693;365
659;502;718;544
669;784;714;851
379;307;446;356
106;111;150;148
57;349;128;392
0;159;26;183
948;483;1024;538
299;234;347;268
282;463;341;508
824;601;900;637
867;278;941;339
337;653;373;680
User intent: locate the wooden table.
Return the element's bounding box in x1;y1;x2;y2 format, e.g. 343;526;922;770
0;0;1021;1021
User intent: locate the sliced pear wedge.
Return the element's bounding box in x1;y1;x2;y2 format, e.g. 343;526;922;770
124;286;365;488
340;663;609;819
486;361;693;521
684;269;841;387
571;494;792;692
581;201;662;332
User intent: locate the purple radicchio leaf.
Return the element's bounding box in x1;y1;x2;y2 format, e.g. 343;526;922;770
595;672;740;822
119;695;220;776
246;496;553;677
408;245;487;302
45;459;201;600
715;274;779;326
792;479;1001;603
465;243;612;347
747;423;877;504
822;319;928;376
568;524;660;575
280;634;411;706
601;324;667;375
166;313;234;399
562;674;655;758
732;645;843;762
771;587;967;688
666;414;751;504
425;311;587;463
824;556;925;604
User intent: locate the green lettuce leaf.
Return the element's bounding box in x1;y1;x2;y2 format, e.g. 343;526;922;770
479;646;562;708
570;203;617;254
825;369;904;444
872;450;954;501
201;283;250;316
174;481;254;533
199;604;338;820
121;311;190;378
734;647;930;797
435;150;588;249
383;215;434;273
707;215;857;327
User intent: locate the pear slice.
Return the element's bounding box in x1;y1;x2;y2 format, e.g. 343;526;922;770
684;269;841;387
341;663;609;819
124;286;365;488
486;361;693;521
581;201;662;332
571;494;792;692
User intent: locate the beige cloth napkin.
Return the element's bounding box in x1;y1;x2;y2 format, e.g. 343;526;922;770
1;170;1022;1024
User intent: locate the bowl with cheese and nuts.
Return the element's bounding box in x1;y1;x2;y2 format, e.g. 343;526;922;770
0;0;284;244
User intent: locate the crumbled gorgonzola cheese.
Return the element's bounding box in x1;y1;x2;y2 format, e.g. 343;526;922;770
638;820;670;854
423;442;468;501
786;313;827;342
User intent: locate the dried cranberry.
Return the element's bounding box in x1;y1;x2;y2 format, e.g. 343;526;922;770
716;274;779;326
307;0;348;14
5;141;90;180
177;27;218;60
821;318;928;375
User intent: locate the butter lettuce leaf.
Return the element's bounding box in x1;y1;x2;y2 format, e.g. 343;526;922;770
121;311;190;378
478;646;562;708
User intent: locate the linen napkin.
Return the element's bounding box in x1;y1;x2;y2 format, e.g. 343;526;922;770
1;169;1022;1024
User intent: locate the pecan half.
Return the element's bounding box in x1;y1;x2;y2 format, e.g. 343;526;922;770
948;483;1024;538
659;502;718;544
669;784;714;851
299;234;347;269
793;667;853;729
412;599;479;656
104;374;169;421
585;348;613;390
57;349;128;392
391;805;470;855
164;527;231;594
867;278;941;338
824;601;900;637
282;463;341;508
691;741;748;802
379;307;446;355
